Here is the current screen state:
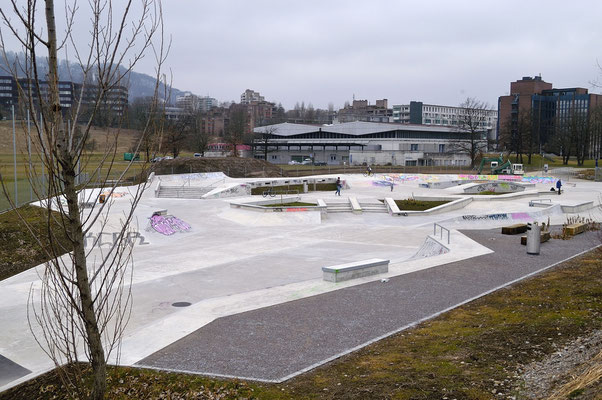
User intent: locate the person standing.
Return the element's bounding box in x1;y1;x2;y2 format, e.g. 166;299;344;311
556;179;562;195
335;177;342;196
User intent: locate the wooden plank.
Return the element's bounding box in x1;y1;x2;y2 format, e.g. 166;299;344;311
564;223;587;236
501;223;528;235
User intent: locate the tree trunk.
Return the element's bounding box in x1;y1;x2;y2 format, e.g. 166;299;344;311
64;169;107;400
45;1;107;398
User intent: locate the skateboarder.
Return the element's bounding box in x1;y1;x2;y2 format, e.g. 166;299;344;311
335;177;342;196
556;179;562;195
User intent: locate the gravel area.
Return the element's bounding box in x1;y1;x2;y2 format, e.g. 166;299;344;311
137;229;600;382
517;330;602;398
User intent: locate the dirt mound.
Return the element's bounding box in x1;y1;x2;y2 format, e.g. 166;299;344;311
151;157;282;178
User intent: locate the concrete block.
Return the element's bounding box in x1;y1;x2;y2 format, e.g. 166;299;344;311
322;258;389;283
349;197;362;214
384;198;400;215
564;223;587;236
501;223;528;235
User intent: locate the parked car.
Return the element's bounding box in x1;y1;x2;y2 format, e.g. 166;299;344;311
288;160;300;165
193;153;202;157
301;158;313;165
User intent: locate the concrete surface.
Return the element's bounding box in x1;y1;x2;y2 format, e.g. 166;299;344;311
1;171;601;391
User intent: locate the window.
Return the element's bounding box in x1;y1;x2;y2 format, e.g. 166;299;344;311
410;144;418;151
270;155;278;160
330;154;337;161
438;144;445;153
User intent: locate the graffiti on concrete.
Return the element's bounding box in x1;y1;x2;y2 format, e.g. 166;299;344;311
84;231;149;248
463;181;525;193
150;214;192;236
462;213;509;221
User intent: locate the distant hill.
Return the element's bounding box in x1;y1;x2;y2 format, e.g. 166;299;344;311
0;51;185;102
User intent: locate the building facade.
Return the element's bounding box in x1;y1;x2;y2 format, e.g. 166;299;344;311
240;89;264;104
254;121;484;166
337;99;392;123
175;92;217;113
392;101;497;130
0;75;128;118
498;76;602;159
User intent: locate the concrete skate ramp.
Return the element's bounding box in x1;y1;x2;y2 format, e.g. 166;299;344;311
463;181;526;194
411;236;450;259
442;204;563;230
203;183;251;199
157;172;227;184
219;208;321;226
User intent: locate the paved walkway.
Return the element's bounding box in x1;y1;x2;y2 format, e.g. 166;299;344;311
137;229;600;382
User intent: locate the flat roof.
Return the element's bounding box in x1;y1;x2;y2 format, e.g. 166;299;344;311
254;121;460;137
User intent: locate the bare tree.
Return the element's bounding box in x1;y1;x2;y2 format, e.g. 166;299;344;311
190;111;210;156
164;113;192;158
255;125;278;161
451;97;489;168
226;107;247;157
0;1;166;399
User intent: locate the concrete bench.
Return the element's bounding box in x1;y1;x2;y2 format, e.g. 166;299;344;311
521;231;551;245
564;223;587;236
501;223;528;235
529;199;552;207
322;258;389;283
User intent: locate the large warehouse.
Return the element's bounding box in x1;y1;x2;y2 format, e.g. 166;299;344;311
253;121;488;166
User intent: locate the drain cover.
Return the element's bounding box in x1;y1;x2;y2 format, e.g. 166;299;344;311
171;302;191;307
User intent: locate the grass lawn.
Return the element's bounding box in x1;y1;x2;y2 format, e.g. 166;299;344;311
0;205;71;281
394;199;450;211
0;152;147;210
473;190;511;195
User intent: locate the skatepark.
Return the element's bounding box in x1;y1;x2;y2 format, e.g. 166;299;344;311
1;170;601;389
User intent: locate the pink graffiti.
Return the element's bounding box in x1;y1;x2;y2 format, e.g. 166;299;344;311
511;212;531;220
150;215;192;236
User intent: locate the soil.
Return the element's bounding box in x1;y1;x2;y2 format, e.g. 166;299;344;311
394;199;450;211
151;157;283;178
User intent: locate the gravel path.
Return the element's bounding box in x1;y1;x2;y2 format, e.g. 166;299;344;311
137;229;600;382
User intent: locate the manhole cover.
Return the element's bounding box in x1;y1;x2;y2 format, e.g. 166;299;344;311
171;302;191;307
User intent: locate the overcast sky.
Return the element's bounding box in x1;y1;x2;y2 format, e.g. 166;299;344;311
4;0;602;110
149;0;601;110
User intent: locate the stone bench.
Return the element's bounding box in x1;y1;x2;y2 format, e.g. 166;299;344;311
529;199;552;207
520;231;551;245
501;223;528;235
564;223;587;236
322;258;389;283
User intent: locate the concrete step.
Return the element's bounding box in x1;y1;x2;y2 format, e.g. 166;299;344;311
157;186;212;199
359;203;388;213
326;204;353;213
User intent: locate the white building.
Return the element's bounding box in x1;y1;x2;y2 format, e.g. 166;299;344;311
392;101;497;129
240;89;264;104
175;92;217;113
254;121;486;167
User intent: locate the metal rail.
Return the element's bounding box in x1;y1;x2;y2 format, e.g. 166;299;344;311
433;222;450;244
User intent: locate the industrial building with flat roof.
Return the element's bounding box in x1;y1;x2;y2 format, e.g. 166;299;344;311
254;121;486;166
